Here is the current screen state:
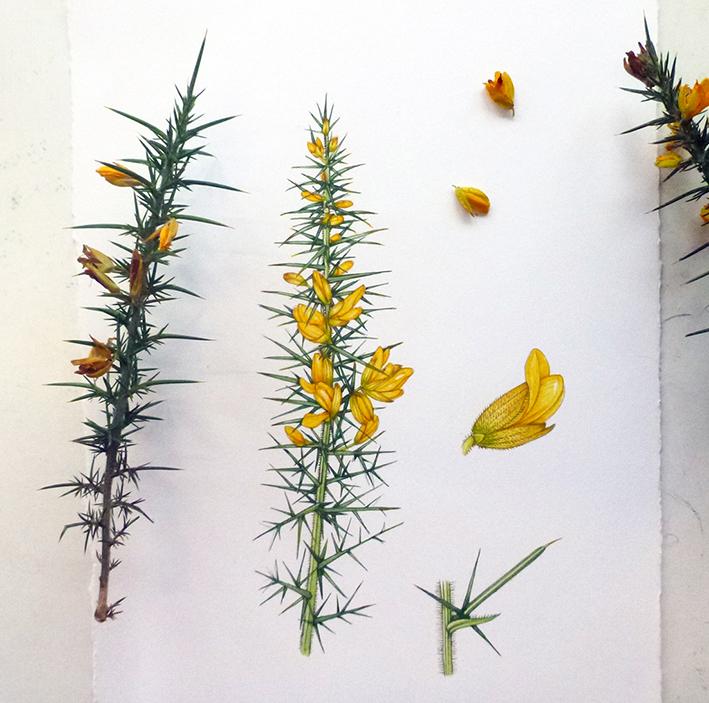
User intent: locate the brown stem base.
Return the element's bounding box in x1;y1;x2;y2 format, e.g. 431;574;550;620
94;579;109;622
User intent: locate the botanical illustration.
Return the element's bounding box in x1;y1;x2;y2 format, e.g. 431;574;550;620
462;349;565;452
623;22;709;336
46;42;238;621
417;541;556;675
260;102;413;654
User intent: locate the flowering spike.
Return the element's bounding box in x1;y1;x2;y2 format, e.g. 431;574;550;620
261;103;413;654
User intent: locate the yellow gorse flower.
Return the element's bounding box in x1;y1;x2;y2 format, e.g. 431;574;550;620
454;186;490;216
360;346;414;402
333;260;354;276
96;164;142;188
299;353;334;395
462;349;564;453
283;272;308;286
71;337;114;378
484;71;515;112
307;138;325;160
293;304;331;343
678;78;709;120
303;382;342;428
285;426;309;447
329;285;365;327
145;218;179;251
301;190;324;202
78;245;121;295
312;271;332;304
655;152;683;168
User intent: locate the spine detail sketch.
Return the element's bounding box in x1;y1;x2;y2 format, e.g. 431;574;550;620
260;103;413;655
46;41;238;622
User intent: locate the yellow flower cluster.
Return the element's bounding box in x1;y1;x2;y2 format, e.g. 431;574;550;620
462;349;564;452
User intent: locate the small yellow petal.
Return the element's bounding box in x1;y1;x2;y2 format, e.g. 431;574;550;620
454;186;490;216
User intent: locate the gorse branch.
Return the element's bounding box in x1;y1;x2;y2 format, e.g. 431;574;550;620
48;39;238;621
260;101;413;654
624;21;709;335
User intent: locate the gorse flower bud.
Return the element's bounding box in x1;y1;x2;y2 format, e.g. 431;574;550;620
96;164;142;188
624;44;655;87
454;186;490;216
284;426;309;446
283;272;308;286
129;249;144;300
484;71;515;112
655;152;684;168
462;349;564;453
312;270;333;304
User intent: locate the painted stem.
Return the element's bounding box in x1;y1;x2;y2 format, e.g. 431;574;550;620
300;421;331;655
439;581;454;676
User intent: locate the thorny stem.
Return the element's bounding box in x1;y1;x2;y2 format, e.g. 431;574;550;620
94;304;140;621
439;581;454;676
300;419;331;655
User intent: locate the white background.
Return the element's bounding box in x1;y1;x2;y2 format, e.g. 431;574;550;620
5;0;695;700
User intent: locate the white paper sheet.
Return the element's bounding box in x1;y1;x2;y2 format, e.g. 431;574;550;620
68;1;661;700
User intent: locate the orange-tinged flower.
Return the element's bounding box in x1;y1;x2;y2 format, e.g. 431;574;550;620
333;260;354;276
78;246;121;295
308;138;325;159
462;348;564;453
283;272;308;286
312;271;332;304
71;337;114;378
146;218;179;251
329;136;339;151
293;304;331;343
301;190;324;202
484;71;515;112
300;353;334;394
655;152;683;168
329;285;365;327
360;346;414;402
334;200;353;208
285;426;309;446
701;203;709;222
78;245;114;274
96;164;142;188
330;233;342;242
678;78;709;120
329;215;344;227
454;186;490;216
129;249;144;300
